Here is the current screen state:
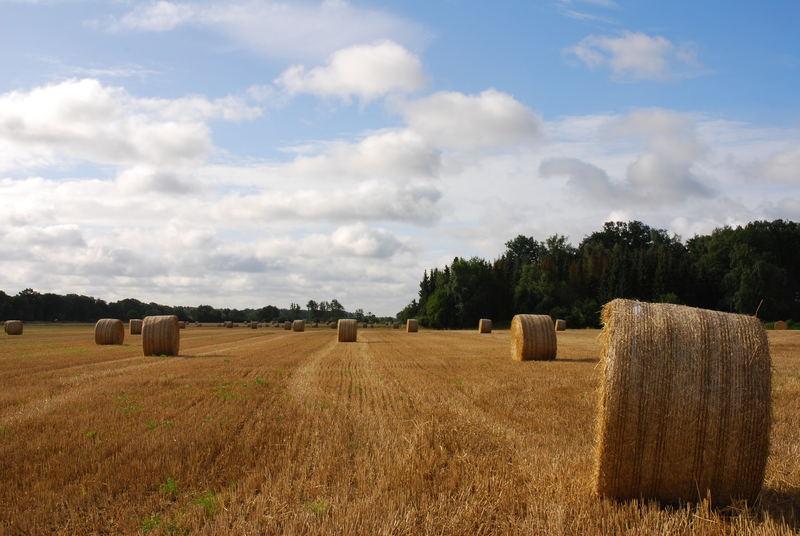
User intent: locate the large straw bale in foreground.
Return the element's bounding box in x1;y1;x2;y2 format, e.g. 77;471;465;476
595;299;771;507
94;319;124;345
510;314;556;361
555;319;566;331
406;319;419;332
130;319;143;335
478;318;492;333
4;320;23;335
142;315;180;356
292;320;305;332
774;320;788;330
338;319;357;342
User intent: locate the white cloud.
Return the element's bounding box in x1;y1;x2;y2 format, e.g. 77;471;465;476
104;0;429;61
0;78;261;172
402;89;542;149
567;31;704;81
757;144;800;183
275;40;425;101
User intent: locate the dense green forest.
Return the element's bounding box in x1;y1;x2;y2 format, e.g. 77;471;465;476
0;291;389;325
396;220;800;329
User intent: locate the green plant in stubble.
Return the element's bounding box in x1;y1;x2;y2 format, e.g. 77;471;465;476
304;498;329;518
192;490;218;517
159;476;179;498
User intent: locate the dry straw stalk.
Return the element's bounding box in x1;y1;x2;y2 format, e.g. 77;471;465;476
4;320;23;335
595;299;771;507
406;319;419;333
142;315;180;356
129;319;143;335
478;318;492;333
94;319;124;345
338;319;357;342
510;314;556;361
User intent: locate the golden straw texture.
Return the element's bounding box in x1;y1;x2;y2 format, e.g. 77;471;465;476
555;319;567;331
595;299;772;507
94;319;124;345
478;318;492;333
510;314;556;361
142;315;180;356
4;320;23;335
129;319;143;335
406;319;419;333
292;320;305;332
338;319;357;342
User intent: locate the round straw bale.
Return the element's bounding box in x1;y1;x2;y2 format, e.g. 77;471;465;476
774;320;788;330
338;319;357;342
251;322;258;329
129;319;143;335
478;318;492;333
392;323;399;329
283;321;292;330
555;319;566;331
178;321;186;329
195;322;201;327
595;299;771;507
510;314;556;361
406;319;419;333
292;320;305;332
94;318;124;345
224;321;233;328
142;315;180;356
4;320;23;335
312;322;319;328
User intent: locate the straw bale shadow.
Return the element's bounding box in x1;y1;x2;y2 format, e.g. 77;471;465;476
756;487;800;530
556;357;599;363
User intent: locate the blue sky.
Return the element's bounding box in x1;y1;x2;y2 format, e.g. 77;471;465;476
0;0;798;314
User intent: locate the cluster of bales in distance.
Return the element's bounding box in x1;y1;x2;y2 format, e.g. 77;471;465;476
1;298;778;508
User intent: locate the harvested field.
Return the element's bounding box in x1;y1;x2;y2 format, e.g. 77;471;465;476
0;325;798;535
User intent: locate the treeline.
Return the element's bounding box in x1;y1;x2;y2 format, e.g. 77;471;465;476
0;291;393;324
397;220;800;329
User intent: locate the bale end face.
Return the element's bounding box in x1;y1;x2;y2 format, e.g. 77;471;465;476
510;314;556;361
142;315;180;356
4;320;23;335
594;299;771;507
338;319;357;342
406;319;419;333
94;318;125;345
478;318;492;333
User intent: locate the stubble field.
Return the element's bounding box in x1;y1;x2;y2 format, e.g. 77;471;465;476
0;324;798;535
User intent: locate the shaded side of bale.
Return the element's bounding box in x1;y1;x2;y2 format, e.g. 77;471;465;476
595;299;772;507
555;319;567;331
774;320;788;330
4;320;23;335
142;315;180;356
510;314;556;361
94;318;124;345
406;319;419;333
478;318;492;333
292;320;305;332
338;319;357;342
283;321;292;330
129;319;143;335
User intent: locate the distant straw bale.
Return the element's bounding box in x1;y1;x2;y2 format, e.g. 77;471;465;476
225;321;233;329
595;299;771;507
406;319;419;333
292;320;305;332
338;319;357;342
555;319;566;331
4;320;23;335
478;318;492;333
774;320;788;330
142;315;180;356
129;319;143;335
283;321;292;330
510;314;556;361
94;318;124;345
